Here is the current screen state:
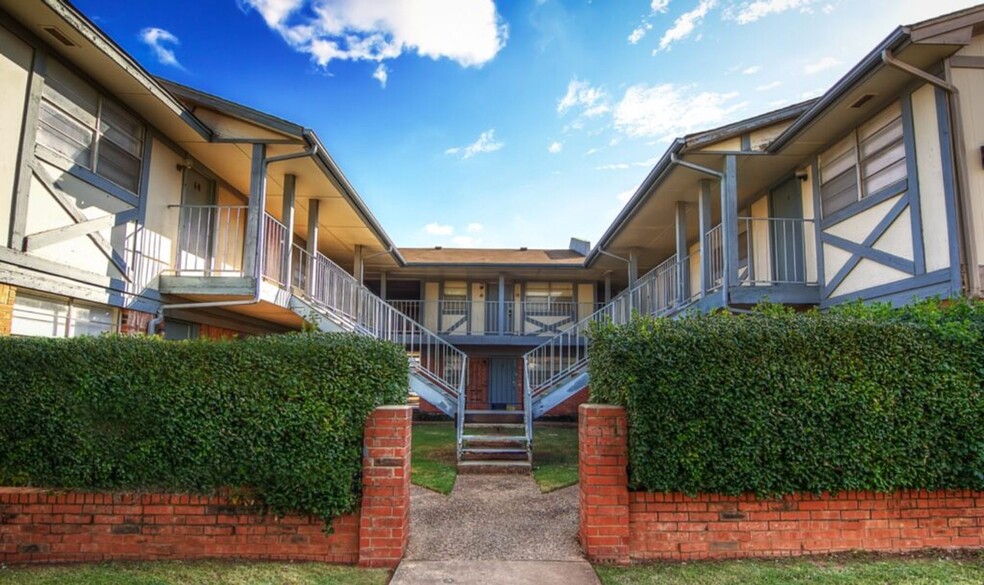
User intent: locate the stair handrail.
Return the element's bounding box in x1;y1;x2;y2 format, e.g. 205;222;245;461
292;243;467;400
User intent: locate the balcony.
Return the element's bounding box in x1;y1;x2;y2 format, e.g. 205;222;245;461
387;299;601;339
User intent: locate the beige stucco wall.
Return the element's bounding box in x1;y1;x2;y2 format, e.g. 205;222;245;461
0;25;33;247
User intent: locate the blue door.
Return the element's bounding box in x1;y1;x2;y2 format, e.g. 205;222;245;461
769;178;805;283
489;358;518;409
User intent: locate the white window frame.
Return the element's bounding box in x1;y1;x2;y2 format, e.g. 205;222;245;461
10;292;118;338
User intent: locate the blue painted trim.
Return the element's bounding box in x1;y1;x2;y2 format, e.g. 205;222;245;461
822;194;910;297
935;86;964;292
35;149;141;209
728;284;820;305
723;155;739;294
821;232;915;274
821;268;952;308
698;180;712;298
811;159;826;290
675;202;690;302
900;92;926;275
136;132;154;224
820;179;907;228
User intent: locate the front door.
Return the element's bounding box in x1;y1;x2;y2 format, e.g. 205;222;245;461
769;178;805;283
489;358;518;410
179;168;216;274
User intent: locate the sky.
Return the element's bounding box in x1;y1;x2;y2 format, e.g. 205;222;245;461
78;0;980;250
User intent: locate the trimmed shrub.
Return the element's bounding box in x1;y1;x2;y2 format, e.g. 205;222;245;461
589;301;984;495
0;332;408;522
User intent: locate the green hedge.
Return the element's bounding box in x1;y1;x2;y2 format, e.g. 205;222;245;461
589;301;984;495
0;332;408;522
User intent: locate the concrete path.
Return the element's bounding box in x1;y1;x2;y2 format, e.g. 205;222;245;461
391;475;600;584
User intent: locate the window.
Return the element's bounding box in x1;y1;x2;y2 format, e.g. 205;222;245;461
819;102;906;217
36;59;145;194
11;293;116;338
525;283;574;316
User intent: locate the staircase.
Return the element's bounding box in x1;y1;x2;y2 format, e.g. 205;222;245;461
522;259;690;440
287;246;468;459
458;410;531;474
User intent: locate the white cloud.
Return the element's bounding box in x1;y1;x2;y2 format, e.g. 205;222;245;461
652;0;671;10
372;63;388;87
628;24;651;44
140;27;183;68
616;188;635;203
742;65;761;74
799;87;825;99
451;235;482;246
804;56;841;75
424;222;454;236
557;78;608;116
445;129;504;159
613;83;746;140
467;223;483;233
548;141;563;154
655;0;716;53
769;98;790;108
756;81;782;91
239;0;508;71
585;148;600;156
730;0;816;24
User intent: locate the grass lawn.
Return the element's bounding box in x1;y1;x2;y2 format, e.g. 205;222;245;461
411;422;457;495
410;421;579;494
0;561;388;585
531;424;578;493
594;553;984;585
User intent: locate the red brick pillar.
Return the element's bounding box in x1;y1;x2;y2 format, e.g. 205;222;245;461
579;404;630;564
359;405;412;568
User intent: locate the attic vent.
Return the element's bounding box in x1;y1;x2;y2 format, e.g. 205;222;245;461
519;247;528;251
42;26;77;47
850;94;875;109
434;246;443;250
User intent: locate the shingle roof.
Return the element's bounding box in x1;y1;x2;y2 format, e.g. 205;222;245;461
400;248;585;265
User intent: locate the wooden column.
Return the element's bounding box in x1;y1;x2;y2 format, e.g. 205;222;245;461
380;271;388;300
281;174;296;289
604;272;612;303
675;202;690;303
354;245;364;284
306;199;320;294
722;155;739;301
243;144;267;279
698;179;712;299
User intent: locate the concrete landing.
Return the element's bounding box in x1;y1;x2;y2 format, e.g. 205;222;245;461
390;560;601;585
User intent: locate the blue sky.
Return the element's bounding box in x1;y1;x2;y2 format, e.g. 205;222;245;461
79;0;978;249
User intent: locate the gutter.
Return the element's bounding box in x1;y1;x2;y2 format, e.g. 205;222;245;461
768;27;910;153
303;130;407;267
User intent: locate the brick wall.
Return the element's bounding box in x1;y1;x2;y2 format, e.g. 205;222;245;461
580;404;984;564
0;283;15;336
0;406;411;567
120;310;155;335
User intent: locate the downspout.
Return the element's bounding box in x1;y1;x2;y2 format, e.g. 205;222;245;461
147;143;319;333
882;49;980;296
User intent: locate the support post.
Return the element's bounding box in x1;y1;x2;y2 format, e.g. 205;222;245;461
698;180;712;299
604;272;612;303
380;271;388;300
627;250;639;286
578;404;630;564
722;155;739;302
243;144;267;279
675;202;690;304
306;199;320;295
354;244;364;283
497;274;506;335
281;174;296;289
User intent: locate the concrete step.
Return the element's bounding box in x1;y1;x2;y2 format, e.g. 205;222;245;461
460;448;529;462
462;423;526;435
456;460;532;475
463;410;525;424
462;436;529;450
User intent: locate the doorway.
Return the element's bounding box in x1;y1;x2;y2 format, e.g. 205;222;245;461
489;358;519;410
769;177;805;284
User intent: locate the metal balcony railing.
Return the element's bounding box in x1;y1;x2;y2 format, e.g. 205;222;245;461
737;217;817;286
172;205;247;276
384;300;599;336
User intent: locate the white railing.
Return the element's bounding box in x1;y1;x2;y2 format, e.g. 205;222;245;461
384;300;598;336
172;205;247;276
262;214;289;287
291;244;467;407
738;217;817;286
705;223;724;292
